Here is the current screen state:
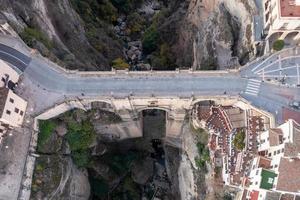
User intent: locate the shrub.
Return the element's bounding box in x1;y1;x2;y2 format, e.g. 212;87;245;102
72;149;91;168
20;27;53;49
127;12;146;35
37;120;56;151
272;40;284;51
142;25;159;54
111;58;130;70
233;130;245;150
65;120;96;151
90;178;109;198
195;142;210;170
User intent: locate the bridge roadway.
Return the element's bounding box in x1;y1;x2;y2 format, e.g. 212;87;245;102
0;36;299;123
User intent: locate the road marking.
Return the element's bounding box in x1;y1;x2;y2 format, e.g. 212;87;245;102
257;65;297;75
245;79;262;96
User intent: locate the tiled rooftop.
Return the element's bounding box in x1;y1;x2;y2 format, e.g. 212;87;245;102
276;158;300;193
280;0;300;17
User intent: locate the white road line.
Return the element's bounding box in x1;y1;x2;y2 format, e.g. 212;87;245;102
245;79;261;96
247;82;261;86
257;65;297;75
245;91;258;96
0;50;28;66
249;79;261;83
253;55;300;74
257;75;300;78
246;85;260;90
245;88;259;93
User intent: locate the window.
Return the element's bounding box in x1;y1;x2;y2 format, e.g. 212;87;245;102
273;151;276;155
268;153;272;157
274;164;278;168
20;111;24;116
14;108;19;113
281;148;284;153
6;110;11;115
255;181;258;185
277;149;280;154
256;169;259;175
9;98;14;103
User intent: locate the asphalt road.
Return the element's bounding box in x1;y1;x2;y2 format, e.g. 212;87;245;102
0;42;299;123
0;43;31;72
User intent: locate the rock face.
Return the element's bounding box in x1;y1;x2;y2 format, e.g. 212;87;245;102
0;0;123;71
157;0;256;70
131;157;154;185
0;0;256;71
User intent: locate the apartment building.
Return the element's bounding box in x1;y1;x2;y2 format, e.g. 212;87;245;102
263;0;300;40
0;87;27;129
244;120;300;200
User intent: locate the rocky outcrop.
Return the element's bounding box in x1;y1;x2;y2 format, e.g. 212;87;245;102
0;0;123;71
160;0;256;70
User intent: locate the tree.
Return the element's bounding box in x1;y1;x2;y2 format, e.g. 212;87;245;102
233;130;245;150
142;25;159;54
272;40;284;51
72;149;91;168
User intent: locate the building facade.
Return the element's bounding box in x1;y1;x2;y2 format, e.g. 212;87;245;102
0;87;27;128
0;59;20;89
244;120;300;199
263;0;300;40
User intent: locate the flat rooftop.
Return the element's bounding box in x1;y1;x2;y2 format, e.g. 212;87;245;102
280;0;300;17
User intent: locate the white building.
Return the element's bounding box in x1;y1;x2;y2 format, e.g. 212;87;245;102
263;0;300;40
0;59;20;89
245;120;300;199
0;87;27;129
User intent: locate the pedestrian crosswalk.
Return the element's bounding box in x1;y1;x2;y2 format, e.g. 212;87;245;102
245;79;261;96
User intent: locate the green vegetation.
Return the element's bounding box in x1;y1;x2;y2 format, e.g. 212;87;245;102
65;120;96;151
90;177;109;198
191;125;210;170
20;27;53;49
195;142;210;169
191;126;209;144
37;120;56;151
233;130;245;150
111;0;144;14
71;149;91;168
111;58;130;70
65;119;96;168
142;25;159;54
272;39;284;51
104;152;139;175
127;12;146;36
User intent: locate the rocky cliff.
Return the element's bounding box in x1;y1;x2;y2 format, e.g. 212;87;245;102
0;0;256;70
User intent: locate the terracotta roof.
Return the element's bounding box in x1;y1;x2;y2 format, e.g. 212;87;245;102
269;128;283;146
276;158;300;193
280;193;295;200
258;156;271;168
284;121;300;157
282;107;300;124
250;190;259;200
0;87;9;116
280;0;300;17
